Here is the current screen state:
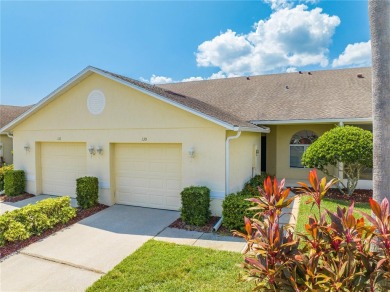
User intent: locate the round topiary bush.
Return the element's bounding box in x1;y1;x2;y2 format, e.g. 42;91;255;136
302;126;373;195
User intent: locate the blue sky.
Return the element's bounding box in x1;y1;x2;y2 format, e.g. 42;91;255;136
1;0;371;106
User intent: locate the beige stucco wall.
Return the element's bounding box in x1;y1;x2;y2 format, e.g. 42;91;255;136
229;131;261;193
12;73;229;215
265;126;277;176
0;134;13;165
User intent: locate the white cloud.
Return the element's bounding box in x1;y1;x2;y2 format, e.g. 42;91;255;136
286;67;298;73
332;40;372;68
182;76;204;82
209;71;227;80
263;0;291;10
195;5;340;76
141;71;228;84
146;74;173;84
263;0;319;10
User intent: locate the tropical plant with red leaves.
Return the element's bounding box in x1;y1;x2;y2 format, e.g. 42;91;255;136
296;169;338;214
235;170;390;291
359;198;390;288
233;177;301;291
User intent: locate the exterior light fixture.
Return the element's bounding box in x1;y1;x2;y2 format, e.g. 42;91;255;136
88;145;95;156
188;147;195;158
96;146;103;155
24;144;31;152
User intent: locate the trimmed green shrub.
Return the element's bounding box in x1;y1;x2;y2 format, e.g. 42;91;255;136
0;164;13;191
242;172;269;196
4;170;25;197
180;186;211;226
0;196;76;246
222;174;268;231
222;191;257;231
76;176;99;209
302;125;373;195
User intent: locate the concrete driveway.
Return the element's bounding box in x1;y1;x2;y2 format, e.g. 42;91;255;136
0;205;179;292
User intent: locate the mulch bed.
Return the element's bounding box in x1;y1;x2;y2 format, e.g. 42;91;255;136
0;203;108;260
169;216;232;235
292;188;372;203
0;193;35;203
169;188;372;235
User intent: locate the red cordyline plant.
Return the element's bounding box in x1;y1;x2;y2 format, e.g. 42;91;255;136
233;177;301;291
234;169;390;291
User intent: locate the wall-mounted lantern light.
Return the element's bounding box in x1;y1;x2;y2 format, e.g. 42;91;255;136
188;147;195;158
96;146;103;155
24;144;31;153
88;145;95;156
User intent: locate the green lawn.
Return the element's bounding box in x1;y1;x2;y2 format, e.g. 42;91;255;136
295;197;371;234
88;240;253;292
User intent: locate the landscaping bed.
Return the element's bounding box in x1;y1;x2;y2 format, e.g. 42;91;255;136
0;203;108;259
292;187;372;203
324;188;372;203
0;193;35;203
169;216;232;235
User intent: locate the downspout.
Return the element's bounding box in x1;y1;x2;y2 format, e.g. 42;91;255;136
213;127;242;232
6;132;13;139
338;122;344;186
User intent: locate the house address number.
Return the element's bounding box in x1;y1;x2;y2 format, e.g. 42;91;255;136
142;137;147;141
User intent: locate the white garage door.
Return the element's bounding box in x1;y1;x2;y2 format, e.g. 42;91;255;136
41;143;86;197
115;144;182;210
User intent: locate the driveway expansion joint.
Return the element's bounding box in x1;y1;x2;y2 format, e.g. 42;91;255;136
20;251;106;275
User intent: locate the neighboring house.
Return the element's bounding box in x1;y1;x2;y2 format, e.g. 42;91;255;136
0;66;372;215
0;105;32;166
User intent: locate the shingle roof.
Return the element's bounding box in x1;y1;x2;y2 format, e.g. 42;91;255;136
158;67;372;122
95;67;266;130
0;105;33;129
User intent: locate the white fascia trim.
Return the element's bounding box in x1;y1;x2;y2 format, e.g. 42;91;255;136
89;68;239;130
250;118;372;125
0;67;94;133
239;126;270;133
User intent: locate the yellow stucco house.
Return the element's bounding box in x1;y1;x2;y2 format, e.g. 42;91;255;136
0;66;372;215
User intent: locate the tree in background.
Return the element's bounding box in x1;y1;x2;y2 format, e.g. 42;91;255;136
302;126;373;195
369;0;390;204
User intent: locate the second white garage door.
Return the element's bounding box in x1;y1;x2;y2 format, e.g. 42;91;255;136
115;144;182;210
41;142;87;197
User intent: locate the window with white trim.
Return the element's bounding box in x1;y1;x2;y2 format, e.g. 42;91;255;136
289;130;318;168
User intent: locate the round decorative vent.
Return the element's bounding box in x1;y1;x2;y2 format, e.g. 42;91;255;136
87;90;106;115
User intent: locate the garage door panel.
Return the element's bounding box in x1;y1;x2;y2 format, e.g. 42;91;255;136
115;144;182;210
165;162;181;173
166;179;181;190
41;143;86;197
149;179;164;188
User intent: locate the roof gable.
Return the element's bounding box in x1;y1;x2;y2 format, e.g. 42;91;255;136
0;66;268;133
